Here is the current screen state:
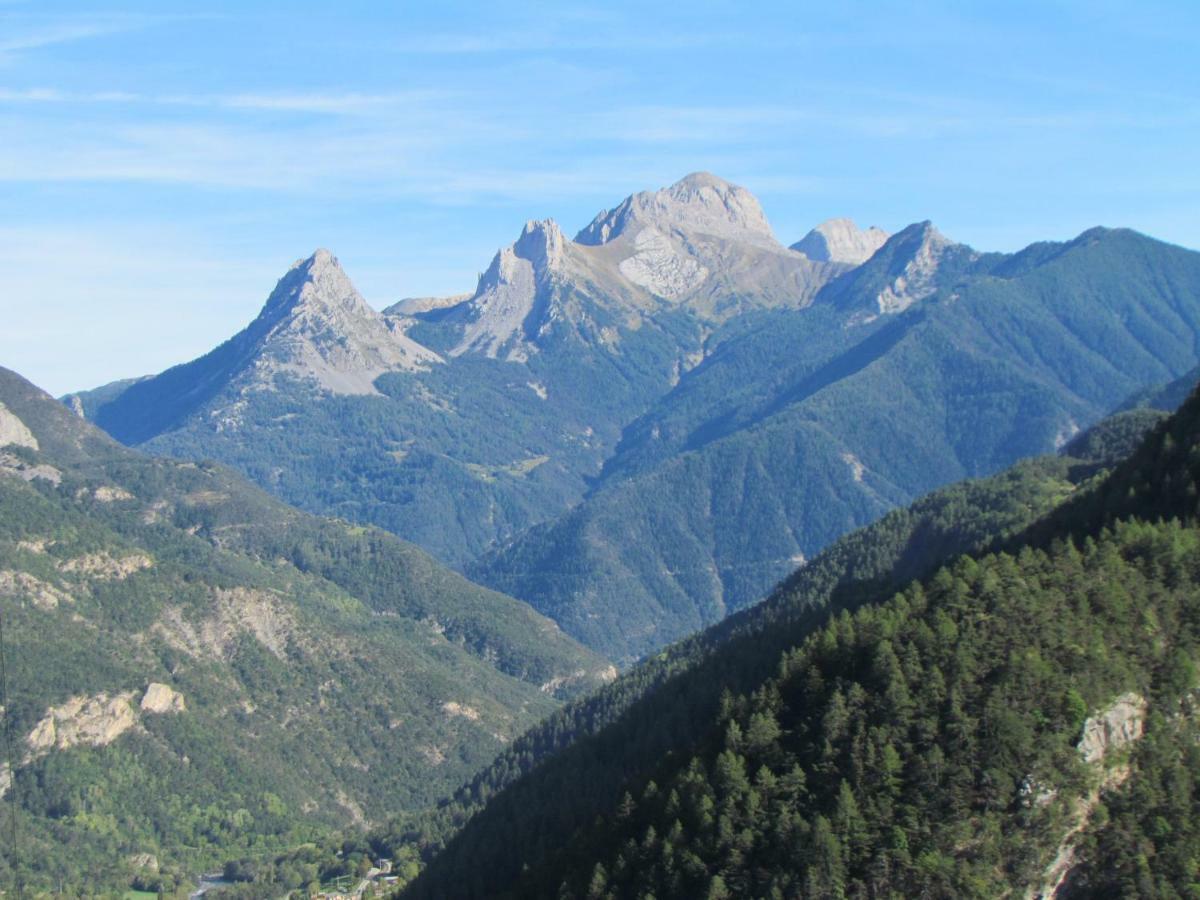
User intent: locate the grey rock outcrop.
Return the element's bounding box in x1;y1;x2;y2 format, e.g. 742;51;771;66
576;172;778;249
792;218;889;265
0;401;38;449
250;249;442;394
452;219;567;360
874;223;955;314
1029;692;1148;899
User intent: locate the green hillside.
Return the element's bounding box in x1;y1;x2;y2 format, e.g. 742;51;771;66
398;390;1200;898
0;367;610;894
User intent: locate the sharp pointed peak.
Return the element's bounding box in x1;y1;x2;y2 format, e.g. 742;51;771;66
293;247;342;274
259;247;367;324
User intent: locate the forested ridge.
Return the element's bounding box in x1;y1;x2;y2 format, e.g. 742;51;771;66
395;389;1200;898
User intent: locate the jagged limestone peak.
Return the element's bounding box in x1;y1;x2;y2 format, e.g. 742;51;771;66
792;218;890;265
261;248;370;321
513;219;567;274
873;222;957;314
247;248;442;394
575;172;778;248
453;221;567;360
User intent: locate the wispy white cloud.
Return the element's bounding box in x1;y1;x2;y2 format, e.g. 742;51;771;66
0;86;453;114
217;91;449;115
0;13;163;64
0;21;120;55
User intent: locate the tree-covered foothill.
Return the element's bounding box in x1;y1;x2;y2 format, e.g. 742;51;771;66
0;366;608;895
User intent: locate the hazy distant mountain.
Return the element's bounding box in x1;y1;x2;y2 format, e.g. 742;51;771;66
0;365;609;892
426;173;844;364
791;216;890;264
70;174;848;572
69;174;1200;665
471;224;1200;661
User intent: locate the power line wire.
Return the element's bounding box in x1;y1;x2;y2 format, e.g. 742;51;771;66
0;606;22;898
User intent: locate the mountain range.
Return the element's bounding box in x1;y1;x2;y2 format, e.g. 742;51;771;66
11;169;1200;896
68;173;1200;666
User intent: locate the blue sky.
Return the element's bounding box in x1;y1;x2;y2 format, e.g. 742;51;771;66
1;1;1198;394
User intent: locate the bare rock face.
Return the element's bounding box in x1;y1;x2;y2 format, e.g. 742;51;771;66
576;172;778;249
0;569;73;610
792;218;889;265
616;226;710;298
1077;691;1147;767
26;691;139;755
250;249;443;394
151;586;303;661
875;224;954;314
448;174;847;361
0;402;37;449
1028;692;1148;900
140;683;186;714
0;450;61;484
442;701;481;721
452;220;566;360
92;485;134;502
57;551;153;580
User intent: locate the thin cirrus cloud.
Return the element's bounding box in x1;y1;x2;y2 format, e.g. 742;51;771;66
0;11;172;63
0;86;451;114
0;89;1179;202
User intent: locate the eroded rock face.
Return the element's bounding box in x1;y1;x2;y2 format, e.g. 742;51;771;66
876;224;954;314
152;587;303;661
140;682;186;714
0;451;61;484
0;570;73;610
0;402;37;450
92;485;134;503
617;227;710;298
1077;691;1147;767
792;218;889;265
1028;692;1148;900
441;701;481;721
26;691;139;754
452;221;563;360
57;551;153;581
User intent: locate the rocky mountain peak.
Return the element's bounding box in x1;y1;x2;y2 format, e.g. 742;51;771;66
792;218;890;265
244;249;441;394
261;248;367;321
575;172;778;248
513;219;567;275
816;220;974;321
453;220;567;361
874;222;962;315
